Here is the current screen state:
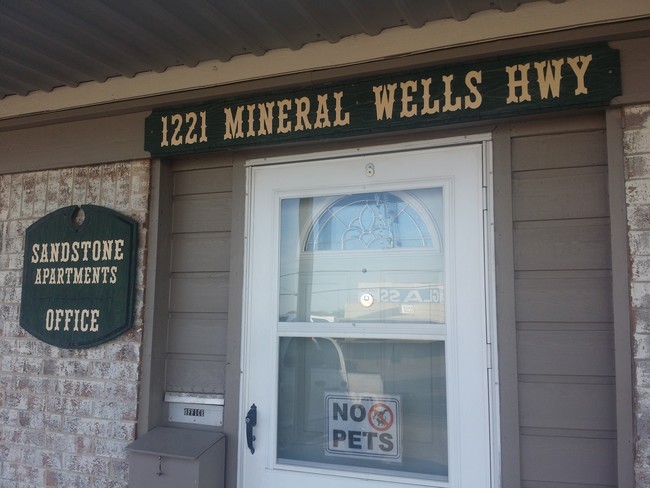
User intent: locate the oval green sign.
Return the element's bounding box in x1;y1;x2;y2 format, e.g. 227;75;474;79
20;205;138;349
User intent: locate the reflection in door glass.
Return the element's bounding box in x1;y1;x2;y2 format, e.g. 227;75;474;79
279;189;444;324
277;338;448;480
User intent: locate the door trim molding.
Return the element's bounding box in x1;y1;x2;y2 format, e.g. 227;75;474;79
245;133;493;167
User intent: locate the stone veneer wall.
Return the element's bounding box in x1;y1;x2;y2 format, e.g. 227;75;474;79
0;161;150;487
625;104;650;487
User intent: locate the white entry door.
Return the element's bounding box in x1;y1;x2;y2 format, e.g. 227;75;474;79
241;141;494;488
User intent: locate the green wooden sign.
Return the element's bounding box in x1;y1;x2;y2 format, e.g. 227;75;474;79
20;205;138;349
145;43;620;157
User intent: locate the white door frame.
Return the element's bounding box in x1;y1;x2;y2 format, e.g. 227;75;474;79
239;134;500;488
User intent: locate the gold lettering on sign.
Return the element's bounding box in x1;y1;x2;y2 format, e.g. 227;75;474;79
373;83;398;120
373;71;484;120
45;308;99;332
32;240;124;264
505;64;532;104
506;54;593;104
464;71;483;109
442;74;462;112
535;58;564;99
295;97;312;131
314;94;332;129
333;92;350;127
421;78;439;115
31;239;124;286
34;266;118;285
224;106;244;139
160;111;208;147
277;99;292;134
566;55;592;95
257;101;275;136
400;80;418;118
223;91;351;140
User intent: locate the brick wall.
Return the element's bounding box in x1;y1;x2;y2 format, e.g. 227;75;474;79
0;161;150;488
624;104;650;486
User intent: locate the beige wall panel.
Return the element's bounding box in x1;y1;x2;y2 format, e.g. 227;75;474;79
173;167;233;195
513;219;611;271
519;435;616;486
169;273;229;313
172;194;232;233
519;381;616;431
167;315;228;356
518;329;615;377
0;112;150;173
513;166;609;221
171;233;231;272
515;271;613;323
165;355;226;393
511;131;607;172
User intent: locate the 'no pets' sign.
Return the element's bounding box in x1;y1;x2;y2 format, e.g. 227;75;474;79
326;393;401;461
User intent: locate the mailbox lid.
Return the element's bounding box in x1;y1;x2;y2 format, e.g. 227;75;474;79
126;427;224;460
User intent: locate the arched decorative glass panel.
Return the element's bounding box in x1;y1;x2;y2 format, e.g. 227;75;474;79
279;189;445;324
304;192;441;252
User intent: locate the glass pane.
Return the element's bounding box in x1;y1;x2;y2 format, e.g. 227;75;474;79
277;338;447;480
304;192;437;251
279;189;445;324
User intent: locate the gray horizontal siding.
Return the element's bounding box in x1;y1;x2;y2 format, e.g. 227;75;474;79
514;218;611;271
519;381;616;430
174;167;233;195
167;314;228;356
520;434;616;486
511;130;607;171
517;329;615;376
172;193;232;233
169;272;230;313
511;120;616;486
166;164;232;395
512;165;610;222
171;233;231;272
166;354;227;393
515;270;613;323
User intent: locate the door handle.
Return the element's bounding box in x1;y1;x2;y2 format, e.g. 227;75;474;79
245;404;257;454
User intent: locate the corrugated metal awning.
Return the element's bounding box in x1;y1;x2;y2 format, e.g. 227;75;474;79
0;0;565;99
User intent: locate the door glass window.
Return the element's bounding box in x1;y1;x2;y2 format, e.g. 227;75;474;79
277;188;448;481
279;189;444;324
278;337;447;480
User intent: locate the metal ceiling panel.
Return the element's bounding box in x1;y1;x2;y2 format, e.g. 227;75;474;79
0;0;563;99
